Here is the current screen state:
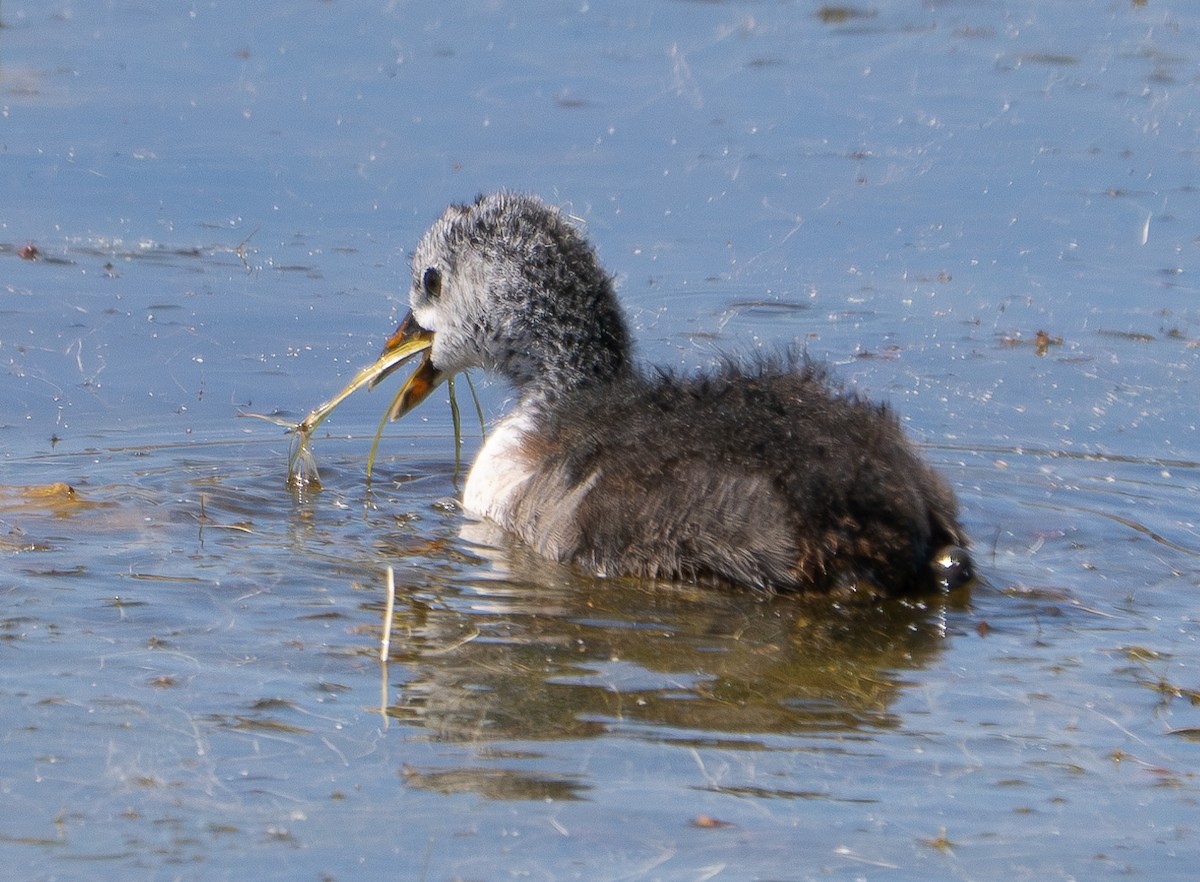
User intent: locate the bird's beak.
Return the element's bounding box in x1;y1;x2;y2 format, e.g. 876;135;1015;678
368;310;443;421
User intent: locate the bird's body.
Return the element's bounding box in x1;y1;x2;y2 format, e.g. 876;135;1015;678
377;192;971;594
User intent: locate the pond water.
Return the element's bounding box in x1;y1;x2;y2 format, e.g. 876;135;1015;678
3;1;1199;879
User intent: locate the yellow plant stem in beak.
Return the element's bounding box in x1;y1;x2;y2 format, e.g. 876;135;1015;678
291;311;437;438
262;310;448;489
369;311;443;421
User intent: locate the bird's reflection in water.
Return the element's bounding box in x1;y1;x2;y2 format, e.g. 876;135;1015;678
375;520;970;800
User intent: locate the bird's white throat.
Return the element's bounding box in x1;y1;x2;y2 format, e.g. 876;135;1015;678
462;408;538;524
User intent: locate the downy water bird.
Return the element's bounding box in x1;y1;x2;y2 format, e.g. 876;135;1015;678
370;192;972;594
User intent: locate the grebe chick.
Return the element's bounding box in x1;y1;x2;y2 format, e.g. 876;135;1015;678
374;192;971;594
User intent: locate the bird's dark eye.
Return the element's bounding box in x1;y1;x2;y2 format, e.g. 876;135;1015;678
422;267;442;299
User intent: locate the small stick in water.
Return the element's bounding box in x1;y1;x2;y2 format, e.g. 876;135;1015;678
380;566;396;662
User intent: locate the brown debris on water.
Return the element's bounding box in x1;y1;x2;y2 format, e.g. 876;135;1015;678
997;329;1063;355
691;815;736;829
815;6;877;25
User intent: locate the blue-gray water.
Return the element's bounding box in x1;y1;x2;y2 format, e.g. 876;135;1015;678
3;2;1198;880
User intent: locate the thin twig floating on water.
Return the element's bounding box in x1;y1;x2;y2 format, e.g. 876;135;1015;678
235;227;259;272
377;566;397;730
380;566;396;662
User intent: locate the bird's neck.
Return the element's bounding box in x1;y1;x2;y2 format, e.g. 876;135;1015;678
510;338;634;410
502;275;635;407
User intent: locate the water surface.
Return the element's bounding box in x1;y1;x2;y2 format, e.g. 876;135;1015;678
3;2;1199;880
